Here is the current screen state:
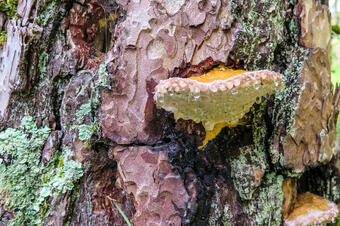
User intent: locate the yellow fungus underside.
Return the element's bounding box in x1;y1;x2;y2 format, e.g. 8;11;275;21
188;66;248;83
98;13;117;28
191;66;249;148
285;192;338;225
198;122;241;149
154;66;283;150
287;192;332;219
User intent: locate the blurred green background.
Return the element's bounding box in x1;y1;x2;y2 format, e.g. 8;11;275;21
330;0;340;151
328;1;339;223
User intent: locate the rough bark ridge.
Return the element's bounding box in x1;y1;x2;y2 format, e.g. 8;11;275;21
0;0;339;225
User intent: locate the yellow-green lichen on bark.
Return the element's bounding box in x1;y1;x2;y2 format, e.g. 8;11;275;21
230;0;285;70
229;0;310;172
230;145;267;200
72;64;110;144
242;173;284;225
35;0;58;26
0;116;83;225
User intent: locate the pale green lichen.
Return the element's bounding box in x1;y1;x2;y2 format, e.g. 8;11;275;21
77;124;96;141
76;103;91;121
270;49;306;166
231;145;267;200
242;173;284;225
208;187;223;225
267;0;309;171
229;0;309;173
251;102;267;152
230;0;285;70
270;49;309;169
92;63;111;109
208;184;234;226
331;175;340;201
222;205;233;226
0;116;83;225
96;63;110;89
33;151;83;212
36;0;57;27
75;63;110;143
38;52;49;76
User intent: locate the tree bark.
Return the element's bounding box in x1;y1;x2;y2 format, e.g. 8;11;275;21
0;0;339;225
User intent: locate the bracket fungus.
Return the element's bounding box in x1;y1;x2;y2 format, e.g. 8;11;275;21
154;66;284;148
284;192;339;226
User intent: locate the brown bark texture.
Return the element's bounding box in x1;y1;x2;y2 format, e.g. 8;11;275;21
0;0;339;225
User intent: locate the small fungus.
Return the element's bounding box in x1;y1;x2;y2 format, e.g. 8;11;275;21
154;66;284;148
284;192;339;226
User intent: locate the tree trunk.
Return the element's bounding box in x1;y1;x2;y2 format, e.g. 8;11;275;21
0;0;339;225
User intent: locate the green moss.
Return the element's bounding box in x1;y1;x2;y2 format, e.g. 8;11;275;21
242;173;284;225
0;116;83;225
0;31;7;46
0;0;18;18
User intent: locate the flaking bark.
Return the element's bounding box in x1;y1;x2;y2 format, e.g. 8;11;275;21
0;0;339;225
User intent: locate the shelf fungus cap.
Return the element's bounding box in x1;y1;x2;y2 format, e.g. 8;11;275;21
284;192;339;226
154;67;283;147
